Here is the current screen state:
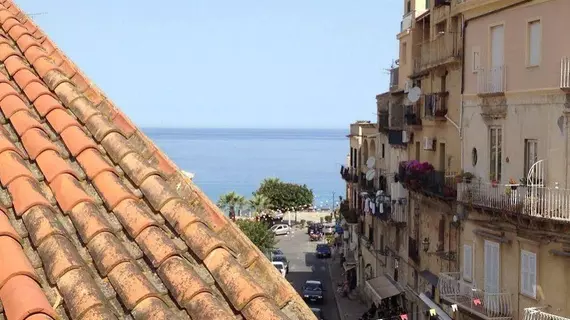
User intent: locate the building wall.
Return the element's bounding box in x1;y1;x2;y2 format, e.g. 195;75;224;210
459;210;570;319
463;0;570;94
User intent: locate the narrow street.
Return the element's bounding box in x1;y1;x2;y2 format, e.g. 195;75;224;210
277;229;340;320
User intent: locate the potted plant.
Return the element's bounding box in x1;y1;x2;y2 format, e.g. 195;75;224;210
520;177;528;186
509;178;518;191
463;172;474;184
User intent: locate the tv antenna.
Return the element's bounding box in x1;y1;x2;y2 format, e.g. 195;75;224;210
27;12;48;17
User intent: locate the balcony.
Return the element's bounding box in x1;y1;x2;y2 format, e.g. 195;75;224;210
561;57;570;90
418;32;461;71
390;67;399;92
398;161;457;200
477;65;506;95
389;202;407;225
404;105;422;129
523;308;569;320
439;272;512;320
340;166;359;183
458;181;570;222
400;11;414;33
424;92;448;120
408;237;420;264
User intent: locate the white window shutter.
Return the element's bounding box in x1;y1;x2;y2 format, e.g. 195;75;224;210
463;244;473;281
529;21;541;66
521;252;529;294
529;253;537;297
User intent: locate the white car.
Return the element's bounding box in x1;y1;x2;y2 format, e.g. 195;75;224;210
322;223;335;235
272;261;287;277
270;224;291;236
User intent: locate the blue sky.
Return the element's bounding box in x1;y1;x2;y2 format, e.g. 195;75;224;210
17;1;401;129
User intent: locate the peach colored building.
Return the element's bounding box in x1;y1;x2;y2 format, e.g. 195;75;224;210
443;0;570;319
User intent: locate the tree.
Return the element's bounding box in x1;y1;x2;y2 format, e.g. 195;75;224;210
235;219;277;253
249;194;271;214
254;178;314;211
217;191;246;221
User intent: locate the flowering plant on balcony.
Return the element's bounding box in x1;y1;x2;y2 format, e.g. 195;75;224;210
398;160;434;189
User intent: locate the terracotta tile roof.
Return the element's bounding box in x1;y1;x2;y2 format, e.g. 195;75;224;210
0;1;316;319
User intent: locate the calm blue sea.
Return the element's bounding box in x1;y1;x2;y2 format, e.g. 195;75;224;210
144;128;348;208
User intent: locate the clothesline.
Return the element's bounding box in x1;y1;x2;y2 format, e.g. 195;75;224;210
372;302;459;320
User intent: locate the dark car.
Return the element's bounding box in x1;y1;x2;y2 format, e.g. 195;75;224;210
271;255;289;274
316;244;331;258
302;280;324;303
311;307;325;320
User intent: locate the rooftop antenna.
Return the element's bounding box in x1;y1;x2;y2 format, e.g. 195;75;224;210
27;12;48;17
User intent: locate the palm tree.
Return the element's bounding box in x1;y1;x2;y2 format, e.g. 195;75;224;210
217;191;246;221
249;194;271;215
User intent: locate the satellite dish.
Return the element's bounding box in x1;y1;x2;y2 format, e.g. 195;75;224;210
366;157;376;169
407;86;421;103
366;169;376;181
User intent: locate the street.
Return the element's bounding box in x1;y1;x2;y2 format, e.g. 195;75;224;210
277;228;340;320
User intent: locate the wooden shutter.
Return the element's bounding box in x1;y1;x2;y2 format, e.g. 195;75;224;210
463;244;473;281
529;252;537;297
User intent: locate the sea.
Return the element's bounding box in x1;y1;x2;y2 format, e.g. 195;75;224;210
144;128;348;209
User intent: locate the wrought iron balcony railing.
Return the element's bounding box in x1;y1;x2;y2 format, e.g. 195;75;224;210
477;65;506;95
439;272;512;320
418;32;461;71
458;181;570;222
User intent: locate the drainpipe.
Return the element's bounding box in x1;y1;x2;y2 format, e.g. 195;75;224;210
460;15;467;171
566;116;569;189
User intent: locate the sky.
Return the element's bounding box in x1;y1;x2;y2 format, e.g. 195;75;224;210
17;1;402;129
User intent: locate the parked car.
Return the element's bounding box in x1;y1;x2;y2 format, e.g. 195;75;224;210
316;244;331;258
322;223;335;235
270;224;290;236
272;249;284;256
271;255;289;274
311;308;325;320
272;261;286;277
302;280;324;303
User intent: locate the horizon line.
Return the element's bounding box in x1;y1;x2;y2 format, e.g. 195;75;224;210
141;126;349;131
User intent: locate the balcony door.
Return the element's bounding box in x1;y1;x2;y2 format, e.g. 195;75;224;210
484;240;500;313
490;25;504;92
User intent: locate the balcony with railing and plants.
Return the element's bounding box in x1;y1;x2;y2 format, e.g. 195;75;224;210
424;92;448;121
398;160;457;200
340;166;359;183
438;272;513;320
457;177;570;222
477;65;506;95
418;32;461;71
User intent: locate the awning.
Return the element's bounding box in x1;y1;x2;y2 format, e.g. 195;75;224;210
365;275;403;304
419;293;453;320
343;262;356;271
419;269;439;286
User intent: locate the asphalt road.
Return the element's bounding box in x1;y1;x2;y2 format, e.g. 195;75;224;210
276;229;339;320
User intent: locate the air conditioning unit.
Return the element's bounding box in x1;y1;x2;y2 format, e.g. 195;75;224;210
423;137;434;150
402;131;409;143
404;80;412;93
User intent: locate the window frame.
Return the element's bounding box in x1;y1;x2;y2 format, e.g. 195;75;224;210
520;250;537;298
471;46;481;73
526;19;542;67
463;244;473;282
489;126;503;181
524;139;538;178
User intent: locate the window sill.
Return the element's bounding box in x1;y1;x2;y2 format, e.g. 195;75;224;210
520;292;537;301
526;64;540;69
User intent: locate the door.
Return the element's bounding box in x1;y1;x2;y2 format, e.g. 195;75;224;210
484;240;500;313
490;25;504;92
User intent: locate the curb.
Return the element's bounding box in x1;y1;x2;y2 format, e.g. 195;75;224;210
326;260;345;320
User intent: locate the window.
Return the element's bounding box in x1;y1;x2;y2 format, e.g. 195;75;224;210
401;42;408;64
381;143;385;158
406;0;411;13
521;250;537;297
524;139;538;177
489;127;502;181
528;20;541;66
471;46;481;72
426;0;430;9
463;244;473;281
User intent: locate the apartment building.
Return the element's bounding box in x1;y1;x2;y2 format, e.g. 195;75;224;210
441;0;570;320
392;0;465;318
